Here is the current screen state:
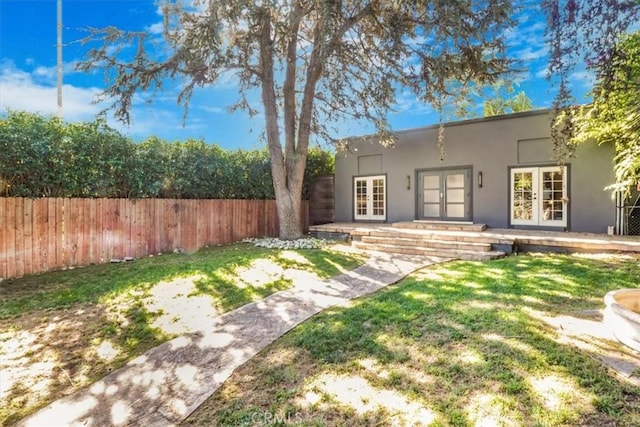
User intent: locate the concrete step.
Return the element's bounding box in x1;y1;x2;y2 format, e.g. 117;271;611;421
393;221;487;232
352;241;506;261
352;228;514;246
360;235;492;252
311;223;640;254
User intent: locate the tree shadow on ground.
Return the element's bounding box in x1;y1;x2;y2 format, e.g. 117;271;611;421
2;244;365;425
185;253;640;426
0;244;271;318
1;302;167;426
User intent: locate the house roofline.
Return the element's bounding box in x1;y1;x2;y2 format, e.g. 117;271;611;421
342;108;553;141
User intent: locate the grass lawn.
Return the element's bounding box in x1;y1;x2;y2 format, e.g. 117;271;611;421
0;242;366;426
183;253;640;427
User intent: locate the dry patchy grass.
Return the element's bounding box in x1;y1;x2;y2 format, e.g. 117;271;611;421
0;243;365;425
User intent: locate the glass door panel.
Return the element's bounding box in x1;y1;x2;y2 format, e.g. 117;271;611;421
445;172;466;219
356;179;367;217
372;178;385;216
422;173;441;218
418;169;471;221
354;175;386;220
511;169;536;224
511;167;566;226
540;167;566;225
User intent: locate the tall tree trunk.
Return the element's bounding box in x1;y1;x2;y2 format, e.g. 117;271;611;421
274;183;302;240
259;5;307;240
271;143;306;240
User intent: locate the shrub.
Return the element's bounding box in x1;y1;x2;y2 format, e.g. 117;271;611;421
0;111;334;199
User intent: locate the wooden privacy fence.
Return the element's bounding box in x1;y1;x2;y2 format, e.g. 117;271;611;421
0;198;309;280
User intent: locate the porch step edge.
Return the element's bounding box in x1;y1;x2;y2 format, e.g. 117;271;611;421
352;241;506;261
393;221;487;232
352;229;512;245
360;235;492;252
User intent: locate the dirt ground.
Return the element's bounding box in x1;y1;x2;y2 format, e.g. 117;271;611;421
1;304;116;425
0;273;225;425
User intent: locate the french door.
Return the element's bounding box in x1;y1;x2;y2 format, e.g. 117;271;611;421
417;168;471;221
511;166;567;227
354;175;386;220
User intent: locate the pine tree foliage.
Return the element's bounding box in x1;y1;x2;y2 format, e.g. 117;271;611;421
77;0;516;239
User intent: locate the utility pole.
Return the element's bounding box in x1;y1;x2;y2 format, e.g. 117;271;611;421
56;0;62;118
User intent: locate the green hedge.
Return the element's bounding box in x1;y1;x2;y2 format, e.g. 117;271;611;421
0;111;334;199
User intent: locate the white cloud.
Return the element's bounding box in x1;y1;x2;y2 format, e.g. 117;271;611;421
200;106;225;114
0;60;195;139
33;66;55;80
146;22;164;35
0;59;262;145
220;69;242;89
393;90;432;115
514;45;548;61
32;61;79;83
504;20;546;47
568;70;595;89
535;66;549;79
504;9;547;65
510;71;534;85
0;60;102;121
112;106;207;139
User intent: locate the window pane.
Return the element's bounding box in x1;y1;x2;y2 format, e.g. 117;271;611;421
514;172;532;191
447;204;465;218
513;189;533;202
542;201;564;221
357;196;367;215
514;201;533;220
423;204;439;217
447;188;464;203
356;179;367;216
424;189;440;203
512;171;534;222
423;175;439;189
446;173;464;187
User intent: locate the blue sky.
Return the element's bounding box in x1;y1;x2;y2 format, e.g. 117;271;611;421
0;1;595;150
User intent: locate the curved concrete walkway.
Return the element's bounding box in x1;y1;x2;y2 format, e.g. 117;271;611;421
18;253;451;427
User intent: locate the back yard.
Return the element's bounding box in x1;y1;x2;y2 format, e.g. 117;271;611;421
183;252;640;426
2;245;640;426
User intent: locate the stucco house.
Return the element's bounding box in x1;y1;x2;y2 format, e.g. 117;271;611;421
334;109;622;234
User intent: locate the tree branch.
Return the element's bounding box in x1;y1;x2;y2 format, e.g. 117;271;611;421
295;2;374;166
258;7;286;193
283;1;304;187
